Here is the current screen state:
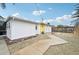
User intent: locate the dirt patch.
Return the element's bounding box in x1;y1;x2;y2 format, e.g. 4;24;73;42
44;32;79;55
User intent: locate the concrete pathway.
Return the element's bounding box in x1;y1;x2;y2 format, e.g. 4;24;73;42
49;34;68;45
0;36;10;55
14;34;68;55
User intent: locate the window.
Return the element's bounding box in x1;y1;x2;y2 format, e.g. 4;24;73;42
35;25;37;30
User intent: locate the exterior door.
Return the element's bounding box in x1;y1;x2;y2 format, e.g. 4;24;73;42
40;23;45;34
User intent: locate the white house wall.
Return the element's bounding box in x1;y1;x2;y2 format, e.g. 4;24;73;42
45;26;51;33
10;20;38;40
6;18;52;40
37;25;41;34
6;20;12;39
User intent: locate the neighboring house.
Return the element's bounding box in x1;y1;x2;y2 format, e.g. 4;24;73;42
52;26;74;33
62;26;74;33
6;16;52;40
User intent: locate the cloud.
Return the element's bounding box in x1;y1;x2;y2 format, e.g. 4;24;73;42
55;15;72;23
35;20;40;23
66;23;74;26
56;17;64;22
48;8;52;10
62;15;71;20
72;11;77;14
43;19;54;23
12;13;20;16
33;18;54;24
34;15;72;24
32;10;46;16
34;14;72;24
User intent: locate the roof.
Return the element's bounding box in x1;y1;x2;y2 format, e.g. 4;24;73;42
6;16;53;27
0;16;4;20
6;16;39;24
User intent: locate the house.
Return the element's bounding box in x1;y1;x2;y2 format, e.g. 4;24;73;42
6;16;52;40
52;26;74;33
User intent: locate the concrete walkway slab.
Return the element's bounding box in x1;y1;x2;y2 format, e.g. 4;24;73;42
14;39;50;55
0;39;10;55
14;45;42;55
48;35;68;45
31;39;51;53
14;34;68;55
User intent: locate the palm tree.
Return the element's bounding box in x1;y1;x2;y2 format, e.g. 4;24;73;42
72;4;79;36
72;4;79;24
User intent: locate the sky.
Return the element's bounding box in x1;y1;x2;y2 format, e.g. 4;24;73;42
0;3;76;26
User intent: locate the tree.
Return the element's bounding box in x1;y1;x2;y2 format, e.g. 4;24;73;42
72;4;79;26
0;3;6;9
47;23;50;25
72;4;79;36
0;16;5;26
57;25;64;28
0;3;15;9
56;25;64;32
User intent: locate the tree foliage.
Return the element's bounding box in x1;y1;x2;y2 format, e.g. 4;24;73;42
57;25;64;28
0;3;15;9
72;4;79;27
0;3;6;9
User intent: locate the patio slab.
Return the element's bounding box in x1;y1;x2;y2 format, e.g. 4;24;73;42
14;34;68;55
48;34;68;45
14;45;42;55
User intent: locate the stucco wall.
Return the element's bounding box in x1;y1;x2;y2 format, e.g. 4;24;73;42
6;18;52;40
36;25;52;34
9;20;38;40
36;25;40;34
6;20;11;39
45;25;51;33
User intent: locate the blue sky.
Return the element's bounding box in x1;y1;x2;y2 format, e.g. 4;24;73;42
0;3;75;26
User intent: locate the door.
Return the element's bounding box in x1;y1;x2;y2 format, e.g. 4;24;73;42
40;23;45;34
